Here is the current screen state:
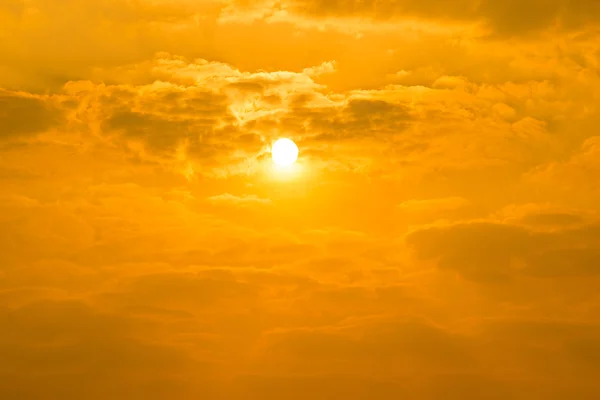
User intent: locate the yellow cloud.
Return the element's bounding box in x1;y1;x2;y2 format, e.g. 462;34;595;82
207;193;272;206
2;0;600;398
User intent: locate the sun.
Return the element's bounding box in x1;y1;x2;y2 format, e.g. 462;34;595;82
271;138;298;167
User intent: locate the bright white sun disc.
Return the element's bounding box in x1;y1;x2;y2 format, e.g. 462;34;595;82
271;138;298;166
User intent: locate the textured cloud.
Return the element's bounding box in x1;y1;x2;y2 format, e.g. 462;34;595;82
0;299;217;399
207;193;272;206
2;0;600;398
407;209;600;282
0;91;63;139
315;0;597;32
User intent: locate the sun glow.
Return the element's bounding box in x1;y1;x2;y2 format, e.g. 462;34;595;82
271;138;299;167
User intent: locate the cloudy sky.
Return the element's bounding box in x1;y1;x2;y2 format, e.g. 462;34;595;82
1;0;600;398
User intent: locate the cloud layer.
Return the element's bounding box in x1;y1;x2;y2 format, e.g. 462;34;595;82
1;0;600;398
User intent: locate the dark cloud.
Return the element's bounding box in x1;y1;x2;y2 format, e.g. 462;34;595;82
406;222;532;283
520;212;584;227
230;374;410;400
288;0;600;35
289;0;477;21
106;110;189;152
119;271;260;309
482;317;600;377
0;92;62;139
0;300;203;399
262;316;474;372
282;98;413;141
526;248;600;277
0;165;41;180
406;220;600;282
99;86;263;164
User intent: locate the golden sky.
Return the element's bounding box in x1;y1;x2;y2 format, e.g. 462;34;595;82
1;0;600;398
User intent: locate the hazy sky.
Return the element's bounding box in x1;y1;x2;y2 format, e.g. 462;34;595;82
1;0;600;398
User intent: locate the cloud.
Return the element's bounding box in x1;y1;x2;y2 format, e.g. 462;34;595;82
526;248;600;277
255;314;476;379
2;39;596;185
0;91;62;139
0;299;207;399
396;197;473;223
229;374;410;400
0;200;95;268
526;136;600;204
1;1;600;398
207;193;272;206
407;222;532;283
406;215;600;282
117;271;260;309
481;317;600;373
275;0;600;36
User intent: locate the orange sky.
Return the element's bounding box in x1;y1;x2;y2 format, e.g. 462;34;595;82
2;1;600;398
